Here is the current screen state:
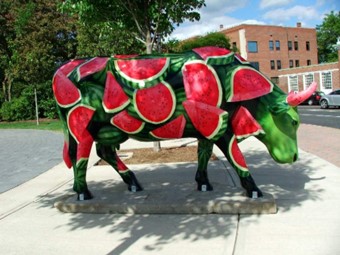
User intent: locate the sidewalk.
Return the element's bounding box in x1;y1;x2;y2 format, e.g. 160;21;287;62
0;124;339;254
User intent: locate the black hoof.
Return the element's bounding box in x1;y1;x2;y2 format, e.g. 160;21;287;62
123;171;143;192
240;176;263;198
77;189;93;201
197;183;213;192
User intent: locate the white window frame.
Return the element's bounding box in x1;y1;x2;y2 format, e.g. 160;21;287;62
288;75;298;92
303;73;314;90
320;72;332;93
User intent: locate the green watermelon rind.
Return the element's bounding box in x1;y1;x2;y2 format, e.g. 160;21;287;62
133;81;176;125
67;104;96;144
114;57;170;89
111;111;145;134
227;66;274;102
102;72;131;113
149;115;186;140
76;57;109;82
182;60;223;107
228;135;249;174
206;52;235;66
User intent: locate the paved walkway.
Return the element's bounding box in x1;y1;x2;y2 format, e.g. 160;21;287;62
0;124;339;255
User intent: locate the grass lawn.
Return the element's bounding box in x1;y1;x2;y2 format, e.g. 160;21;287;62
0;119;63;132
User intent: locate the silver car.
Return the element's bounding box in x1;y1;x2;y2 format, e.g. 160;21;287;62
320;89;340;109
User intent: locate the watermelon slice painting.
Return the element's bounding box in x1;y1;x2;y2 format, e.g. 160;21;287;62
134;82;176;124
227;66;273;102
183;100;228;141
115;57;170;88
76;57;109;82
102;71;130;113
150;115;186;139
182;60;223;107
193;46;234;66
231;106;265;139
228;135;249;174
111;110;145;134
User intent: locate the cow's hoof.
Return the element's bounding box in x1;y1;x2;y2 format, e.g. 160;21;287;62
128;184;143;192
77;189;93;201
197;183;213;192
240;176;263;198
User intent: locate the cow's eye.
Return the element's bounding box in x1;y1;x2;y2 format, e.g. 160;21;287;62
292;120;298;126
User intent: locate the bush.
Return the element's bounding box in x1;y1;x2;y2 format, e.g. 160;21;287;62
0;97;34;121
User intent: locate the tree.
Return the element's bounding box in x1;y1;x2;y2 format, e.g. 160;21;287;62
317;11;340;63
60;0;205;54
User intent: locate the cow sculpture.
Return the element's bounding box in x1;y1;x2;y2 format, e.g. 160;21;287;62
52;46;316;200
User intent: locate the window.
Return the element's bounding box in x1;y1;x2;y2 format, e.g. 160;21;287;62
289;60;294;68
271;77;279;84
294;41;299;50
304;73;314;88
277;60;281;70
295;60;300;67
289;76;298;91
288;41;292;50
307;59;311;66
232;42;237;48
321;72;332;90
250;62;259;70
306;41;310;51
269;40;274;50
270;60;275;70
248;41;258;52
275;40;280;50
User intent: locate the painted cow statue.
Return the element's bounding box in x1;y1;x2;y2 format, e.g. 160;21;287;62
52;46;316;200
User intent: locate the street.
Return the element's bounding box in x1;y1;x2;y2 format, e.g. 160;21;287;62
298;105;340;129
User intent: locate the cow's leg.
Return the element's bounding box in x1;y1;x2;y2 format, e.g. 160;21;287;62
215;134;263;198
196;139;214;191
96;143;143;192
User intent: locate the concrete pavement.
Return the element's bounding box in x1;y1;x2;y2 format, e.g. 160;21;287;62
0;124;340;254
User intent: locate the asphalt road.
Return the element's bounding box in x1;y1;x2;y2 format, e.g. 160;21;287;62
298;105;340;129
0;129;63;194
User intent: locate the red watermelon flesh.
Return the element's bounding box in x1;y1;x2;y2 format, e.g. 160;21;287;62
183;60;222;107
231;106;264;139
59;59;86;76
228;66;273;102
193;46;231;59
111;110;145;134
53;71;81;108
183;100;228;140
114;54;139;59
76;135;94;163
115;57;169;83
77;57;109;81
229;135;248;172
235;54;248;63
150;115;186;139
134;82;176;124
63;141;72;168
103;71;130;113
67;105;95;144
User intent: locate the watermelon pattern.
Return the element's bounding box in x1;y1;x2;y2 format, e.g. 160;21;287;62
76;57;109;82
150;115;186;139
231;106;265;139
193;46;234;66
228;135;249;175
115;57;170;88
111;110;145;134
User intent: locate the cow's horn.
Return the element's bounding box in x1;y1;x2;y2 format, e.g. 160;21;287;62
286;82;317;106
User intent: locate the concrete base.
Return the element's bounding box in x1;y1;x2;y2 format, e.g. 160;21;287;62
54;163;277;214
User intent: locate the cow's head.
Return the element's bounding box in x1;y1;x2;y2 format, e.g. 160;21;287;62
256;82;317;163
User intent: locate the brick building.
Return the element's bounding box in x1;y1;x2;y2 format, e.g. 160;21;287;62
220;23;319;91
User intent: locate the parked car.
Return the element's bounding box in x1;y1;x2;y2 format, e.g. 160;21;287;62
302;91;325;105
319;89;340;109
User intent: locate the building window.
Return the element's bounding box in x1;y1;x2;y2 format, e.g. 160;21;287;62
304;73;314;88
270;60;275;70
275;40;280;50
289;60;294;68
248;41;258;52
250;62;259;70
288;41;292;50
289;76;298;91
307;59;311;66
277;60;281;70
271;77;279;84
269;40;274;51
321;72;332;90
295;60;300;67
306;41;310;51
294;41;299;50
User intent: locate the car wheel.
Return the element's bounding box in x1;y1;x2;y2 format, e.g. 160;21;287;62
320;99;329;109
308;99;313;105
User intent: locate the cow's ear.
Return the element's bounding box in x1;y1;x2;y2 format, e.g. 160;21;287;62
269;102;290;116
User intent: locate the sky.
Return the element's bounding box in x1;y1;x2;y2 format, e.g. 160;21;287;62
170;0;340;40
